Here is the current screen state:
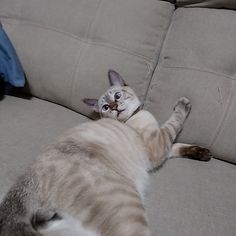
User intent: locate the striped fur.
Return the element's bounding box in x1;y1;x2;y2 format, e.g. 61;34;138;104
0;70;212;236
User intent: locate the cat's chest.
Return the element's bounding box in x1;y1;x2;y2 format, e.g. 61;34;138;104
126;110;159;131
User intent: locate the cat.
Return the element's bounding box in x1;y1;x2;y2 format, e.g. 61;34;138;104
0;70;212;236
83;70;212;166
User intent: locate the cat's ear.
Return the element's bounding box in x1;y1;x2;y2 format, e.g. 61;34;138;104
83;98;99;112
108;69;127;86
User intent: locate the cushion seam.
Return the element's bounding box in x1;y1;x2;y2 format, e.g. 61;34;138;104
69;46;85;108
85;0;103;40
209;80;236;148
0;16;152;62
142;6;175;108
162;65;236;81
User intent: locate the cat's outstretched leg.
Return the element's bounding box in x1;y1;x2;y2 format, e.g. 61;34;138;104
147;97;212;169
147;97;191;168
161;97;192;142
163;98;213;161
168;143;213;161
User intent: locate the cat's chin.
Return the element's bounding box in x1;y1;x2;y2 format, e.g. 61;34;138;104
116;110;133;122
115;111;127;122
117;115;128;122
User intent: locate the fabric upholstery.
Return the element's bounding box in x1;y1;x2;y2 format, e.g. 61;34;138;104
176;0;236;9
0;96;89;199
145;8;236;163
0;0;174;118
146;158;236;236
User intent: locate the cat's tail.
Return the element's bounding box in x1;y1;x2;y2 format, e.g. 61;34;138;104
0;172;61;236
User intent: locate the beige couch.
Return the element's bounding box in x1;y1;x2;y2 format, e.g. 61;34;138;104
0;0;236;235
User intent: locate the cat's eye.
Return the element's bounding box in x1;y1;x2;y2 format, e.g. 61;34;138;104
102;104;109;111
114;92;121;101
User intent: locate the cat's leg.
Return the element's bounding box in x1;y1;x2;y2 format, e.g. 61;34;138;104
147;97;192;168
163;98;213;161
168;143;213;161
148;98;212;169
161;97;192;142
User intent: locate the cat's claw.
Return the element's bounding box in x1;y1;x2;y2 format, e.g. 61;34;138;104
174;97;191;114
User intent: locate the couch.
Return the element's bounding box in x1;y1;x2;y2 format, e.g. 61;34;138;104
0;0;236;235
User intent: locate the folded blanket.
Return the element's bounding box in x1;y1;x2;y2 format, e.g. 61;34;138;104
0;22;25;87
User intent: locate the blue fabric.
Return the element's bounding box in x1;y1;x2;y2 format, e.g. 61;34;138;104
0;23;25;87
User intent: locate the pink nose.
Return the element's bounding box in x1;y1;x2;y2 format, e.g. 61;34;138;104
110;102;118;110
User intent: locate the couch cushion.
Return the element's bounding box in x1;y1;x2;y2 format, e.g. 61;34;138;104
146;158;236;236
0;96;89;198
176;0;236;9
0;0;174;118
145;8;236;163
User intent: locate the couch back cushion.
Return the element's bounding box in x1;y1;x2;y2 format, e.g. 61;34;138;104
145;7;236;164
0;0;174;118
176;0;236;9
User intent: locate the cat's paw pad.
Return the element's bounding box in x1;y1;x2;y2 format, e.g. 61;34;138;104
174;97;191;114
181;145;213;162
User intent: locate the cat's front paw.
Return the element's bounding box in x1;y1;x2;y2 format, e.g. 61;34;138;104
174;97;191;115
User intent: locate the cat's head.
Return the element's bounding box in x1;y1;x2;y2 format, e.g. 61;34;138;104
83;70;141;122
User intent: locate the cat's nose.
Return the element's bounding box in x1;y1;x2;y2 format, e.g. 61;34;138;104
110;102;118;110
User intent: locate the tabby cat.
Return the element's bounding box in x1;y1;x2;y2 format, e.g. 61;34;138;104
0;70;212;236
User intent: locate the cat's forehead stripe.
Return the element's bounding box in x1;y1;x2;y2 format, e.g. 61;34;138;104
98;96;106;106
104;94;111;102
98;87;126;106
122;89;132;96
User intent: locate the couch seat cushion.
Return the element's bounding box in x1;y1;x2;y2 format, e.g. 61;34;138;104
0;96;89;198
146;158;236;236
145;8;236;163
